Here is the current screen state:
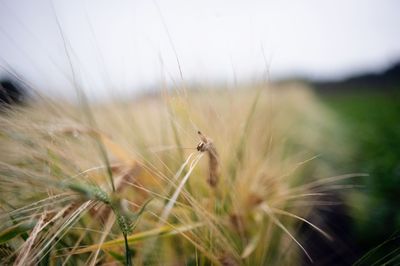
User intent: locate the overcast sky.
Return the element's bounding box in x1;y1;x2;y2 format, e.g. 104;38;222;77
1;0;400;99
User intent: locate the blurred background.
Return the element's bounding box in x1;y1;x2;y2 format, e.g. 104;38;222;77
1;0;399;264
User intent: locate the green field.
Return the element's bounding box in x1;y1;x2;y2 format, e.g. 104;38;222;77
322;92;400;264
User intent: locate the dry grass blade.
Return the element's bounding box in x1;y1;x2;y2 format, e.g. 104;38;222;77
160;152;202;222
260;203;314;263
14;212;47;266
270;207;333;241
71;223;203;254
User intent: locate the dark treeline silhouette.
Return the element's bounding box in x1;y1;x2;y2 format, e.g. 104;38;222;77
312;61;400;93
0;79;26;106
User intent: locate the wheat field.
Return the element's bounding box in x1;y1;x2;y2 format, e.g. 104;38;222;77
0;83;357;265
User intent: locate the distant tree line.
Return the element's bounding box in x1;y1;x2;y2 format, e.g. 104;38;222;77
0;79;26;106
312;62;400;93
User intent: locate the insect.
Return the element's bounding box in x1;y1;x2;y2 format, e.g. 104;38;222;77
196;131;220;187
196;131;209;152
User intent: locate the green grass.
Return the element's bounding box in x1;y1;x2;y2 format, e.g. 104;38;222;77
322;92;400;264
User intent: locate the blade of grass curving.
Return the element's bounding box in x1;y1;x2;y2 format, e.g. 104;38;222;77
271;208;332;240
260;203;313;263
241;230;262;258
160;152;203;222
371;247;400;266
354;231;400;266
163;152;195;204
